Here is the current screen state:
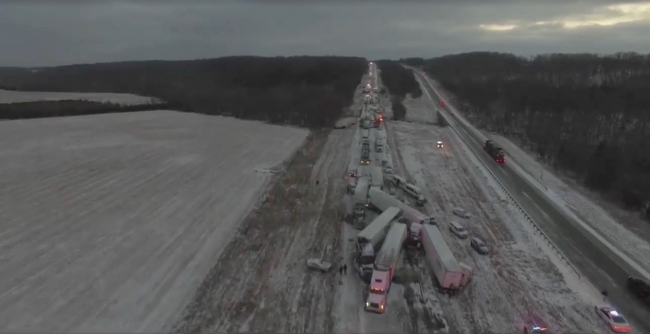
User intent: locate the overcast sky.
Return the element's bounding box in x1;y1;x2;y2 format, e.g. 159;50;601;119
1;0;649;67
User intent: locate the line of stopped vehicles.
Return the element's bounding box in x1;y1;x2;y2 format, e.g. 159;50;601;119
321;61;650;333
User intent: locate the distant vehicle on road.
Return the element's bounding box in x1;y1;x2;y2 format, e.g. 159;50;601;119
595;305;633;333
384;166;393;174
449;221;468;239
306;259;332;273
470;237;489;255
452;207;472;219
523;315;549;333
484;140;505;164
440;101;447;107
436;140;444;148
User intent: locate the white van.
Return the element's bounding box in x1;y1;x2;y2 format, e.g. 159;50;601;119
450;221;469;239
392;175;406;187
403;183;427;205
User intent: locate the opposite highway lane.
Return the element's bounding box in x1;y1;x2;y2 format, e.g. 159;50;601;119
413;68;650;333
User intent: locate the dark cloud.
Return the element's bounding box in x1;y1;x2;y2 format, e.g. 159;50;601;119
0;0;649;66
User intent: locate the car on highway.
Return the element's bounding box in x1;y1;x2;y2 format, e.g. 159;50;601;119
595;305;633;332
436;140;444;148
440;101;447;107
470;237;489;255
523;315;549;333
348;168;357;178
452;207;472;219
384;166;393;174
449;221;469;239
306;258;332;273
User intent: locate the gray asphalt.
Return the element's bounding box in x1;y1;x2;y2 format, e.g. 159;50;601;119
415;70;650;333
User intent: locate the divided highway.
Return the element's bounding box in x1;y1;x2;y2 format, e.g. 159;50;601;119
412;68;650;333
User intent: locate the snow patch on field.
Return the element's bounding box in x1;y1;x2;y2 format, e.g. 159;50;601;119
403;93;436;124
0;89;162;105
490;134;650;275
0;110;308;332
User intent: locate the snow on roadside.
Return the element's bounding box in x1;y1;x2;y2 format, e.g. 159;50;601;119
403;93;436;124
488;135;650;274
390;120;604;333
419;71;650;275
0;89;162;105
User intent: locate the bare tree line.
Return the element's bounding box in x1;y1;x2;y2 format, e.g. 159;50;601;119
0;56;367;128
375;60;422;120
402;52;650;217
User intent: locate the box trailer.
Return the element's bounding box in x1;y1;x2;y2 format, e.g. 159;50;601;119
352;176;370;226
421;224;467;291
356;207;401;277
370;167;383;190
368;188;435;225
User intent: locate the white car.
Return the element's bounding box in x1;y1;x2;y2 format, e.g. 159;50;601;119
306;259;332;273
452;207;472;219
384;166;393;174
595;305;632;332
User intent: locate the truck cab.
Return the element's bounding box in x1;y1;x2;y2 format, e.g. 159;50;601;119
365;292;386;313
366;270;390;313
356;243;375;280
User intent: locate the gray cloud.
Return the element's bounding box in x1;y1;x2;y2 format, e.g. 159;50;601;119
0;0;649;67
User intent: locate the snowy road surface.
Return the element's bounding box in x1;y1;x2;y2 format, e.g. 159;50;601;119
389;121;604;333
0;89;161;105
488;133;650;271
0;111;308;332
412;68;650;333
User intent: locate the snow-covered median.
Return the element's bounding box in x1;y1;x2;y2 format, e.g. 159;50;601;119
0;89;162;105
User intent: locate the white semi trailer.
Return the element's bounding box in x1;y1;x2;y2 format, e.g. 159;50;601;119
368;187;435;225
365;222;408;313
352;176;370;227
369;167;383;190
355;207;401;279
421;224;472;292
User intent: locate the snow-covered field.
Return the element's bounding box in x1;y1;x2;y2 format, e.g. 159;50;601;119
0;110;308;332
0;89;161;105
174;78;374;333
388;121;605;333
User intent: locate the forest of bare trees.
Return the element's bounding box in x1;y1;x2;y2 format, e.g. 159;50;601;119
375;60;422;120
402;52;650;216
0;56;366;128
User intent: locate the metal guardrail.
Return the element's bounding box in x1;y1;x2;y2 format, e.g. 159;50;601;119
413;70;582;278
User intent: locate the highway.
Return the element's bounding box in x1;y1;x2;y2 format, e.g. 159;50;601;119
412;68;650;333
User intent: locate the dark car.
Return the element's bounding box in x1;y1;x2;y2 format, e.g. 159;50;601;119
470;237;489;255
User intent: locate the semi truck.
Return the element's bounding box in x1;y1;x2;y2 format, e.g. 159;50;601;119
484;140;505;163
421;224;472;292
355;207;401;279
365;222;408;313
369;167;384;190
352;176;370;227
360;144;370;165
368;187;436;225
